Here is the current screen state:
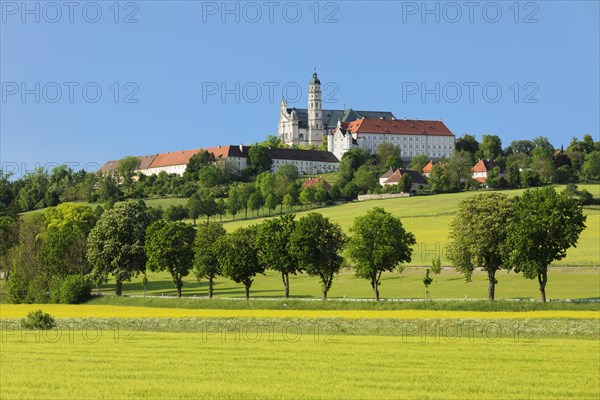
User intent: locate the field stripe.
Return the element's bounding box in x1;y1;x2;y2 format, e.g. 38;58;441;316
1;304;599;320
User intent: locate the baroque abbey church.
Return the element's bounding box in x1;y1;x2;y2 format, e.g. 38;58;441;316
277;70;395;146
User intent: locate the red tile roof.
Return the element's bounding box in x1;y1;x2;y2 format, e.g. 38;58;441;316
422;161;435;174
302;177;332;191
471;159;501;173
345;118;454;137
473;177;487;184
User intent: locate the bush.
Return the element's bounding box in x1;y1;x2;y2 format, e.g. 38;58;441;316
21;310;56;330
58;274;92;304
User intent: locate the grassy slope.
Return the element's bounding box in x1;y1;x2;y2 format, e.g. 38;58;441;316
89;267;600;300
1;332;598;399
223;184;600;267
21;187;599;266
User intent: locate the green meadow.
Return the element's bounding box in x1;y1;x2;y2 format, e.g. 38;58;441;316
93;266;600;300
222;184;600;267
1;331;598;399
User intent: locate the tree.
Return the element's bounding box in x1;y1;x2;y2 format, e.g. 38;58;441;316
87;201;151;295
422;269;433;290
289;213;346;300
218;226;264;299
507;187;586;302
145;220;195;297
184;150;216;181
38;203;98;279
447;193;513;301
276;164;299;181
248;145;273;175
339;148;372;181
199;196;219;223
346;208;415;300
198;165;225;188
477;134;503;160
265;193;279;215
430;257;442;275
377;143;402;168
0;216;19;281
410;155;430;173
446;150;473;190
455;134;479;155
164;205;188;222
255;215;299;298
193;222;226;298
299;186;315;208
187;193;201;225
227;187;242;220
532;136;555;158
247;192;263;216
117;156;140;188
582;151;600;181
510;140;534;155
398;173;412;193
352;165;379;193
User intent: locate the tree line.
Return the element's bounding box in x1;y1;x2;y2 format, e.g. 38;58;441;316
1;185;586;303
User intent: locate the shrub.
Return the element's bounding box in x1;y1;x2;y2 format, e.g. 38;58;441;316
21;310;56;330
59;274;92;304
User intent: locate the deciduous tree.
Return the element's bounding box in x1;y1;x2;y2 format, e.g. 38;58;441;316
289;213;346;300
193;222;226;298
145;220;195;297
346;208;415;300
255;215;299;298
218;226;264;299
507;187;586;302
447;193;513;301
87;201;151;295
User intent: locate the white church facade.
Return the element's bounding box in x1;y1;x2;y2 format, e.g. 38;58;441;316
278;70;395;147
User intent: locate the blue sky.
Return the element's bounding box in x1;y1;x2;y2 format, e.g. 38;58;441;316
1;0;599;176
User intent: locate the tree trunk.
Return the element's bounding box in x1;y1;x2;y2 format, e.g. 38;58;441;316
115;280;122;296
245;284;250;300
322;288;328;300
372;277;380;301
487;271;495;301
538;270;548;303
176;279;182;298
282;272;289;298
208;277;214;299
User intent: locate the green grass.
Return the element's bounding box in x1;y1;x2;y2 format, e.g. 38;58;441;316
222;184;600;267
92;267;600;300
1;331;598;399
19;186;599;267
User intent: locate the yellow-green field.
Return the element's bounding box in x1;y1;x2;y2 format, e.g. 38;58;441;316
2;304;598;320
95;267;600;300
1;331;598;399
222;184;600;267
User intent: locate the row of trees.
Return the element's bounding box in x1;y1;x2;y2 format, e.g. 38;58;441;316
448;187;586;302
2;185;586;302
93;205;416;300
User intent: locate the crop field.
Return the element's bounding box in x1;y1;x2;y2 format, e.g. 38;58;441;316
2;304;599;320
90;267;600;300
1;330;598;399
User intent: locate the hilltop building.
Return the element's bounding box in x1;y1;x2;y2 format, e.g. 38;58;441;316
278;70;395;147
100;145;339;177
328;118;455;161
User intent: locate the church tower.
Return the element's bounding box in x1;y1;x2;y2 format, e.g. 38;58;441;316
307;69;325;146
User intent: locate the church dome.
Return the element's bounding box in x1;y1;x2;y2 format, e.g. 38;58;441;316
309;71;320;85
